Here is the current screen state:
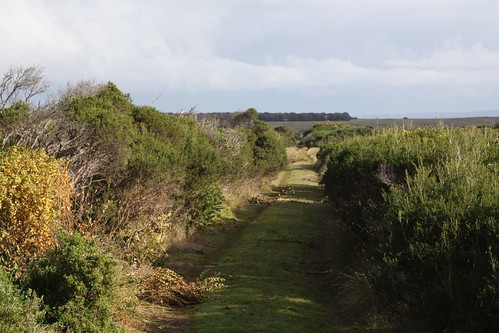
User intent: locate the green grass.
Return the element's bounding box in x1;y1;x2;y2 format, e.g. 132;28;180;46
191;198;337;332
190;149;394;332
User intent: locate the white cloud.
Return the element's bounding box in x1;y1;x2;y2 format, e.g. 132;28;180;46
386;41;499;70
1;0;498;115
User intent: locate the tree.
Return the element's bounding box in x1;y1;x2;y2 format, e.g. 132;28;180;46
231;108;259;128
0;65;49;110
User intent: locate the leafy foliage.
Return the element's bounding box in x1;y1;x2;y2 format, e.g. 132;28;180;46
0;147;71;270
321;126;499;331
26;231;121;333
300;122;373;148
188;183;224;227
0;267;47;333
0;67;289;331
246;119;287;174
274;125;296;147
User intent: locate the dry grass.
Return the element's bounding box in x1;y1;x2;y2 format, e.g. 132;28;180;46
116;302;191;333
139;268;205;307
286;146;312;164
334;270;393;329
139;267;226;307
222;175;274;209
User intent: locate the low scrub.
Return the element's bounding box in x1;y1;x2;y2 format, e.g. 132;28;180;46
300;122;372;148
140;267;225;307
0;147;71;270
26;231;122;333
0;267;48;333
322;126;498;331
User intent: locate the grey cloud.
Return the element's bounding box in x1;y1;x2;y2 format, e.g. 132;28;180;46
1;0;498;116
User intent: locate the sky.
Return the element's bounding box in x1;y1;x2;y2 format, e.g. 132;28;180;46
1;0;499;118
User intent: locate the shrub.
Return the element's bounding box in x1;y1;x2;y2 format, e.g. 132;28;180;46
60;82;137;182
377;138;498;331
300;122;372;148
249;120;287;174
0;101;30;124
188;183;224;228
322;126;499;331
0;267;47;333
322;127;452;237
274;125;296;147
26;231;121;333
140;267;225;307
0;146;71;270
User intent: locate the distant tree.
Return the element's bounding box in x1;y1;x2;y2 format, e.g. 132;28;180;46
0;65;49;110
257;112;355;122
231;108;259;127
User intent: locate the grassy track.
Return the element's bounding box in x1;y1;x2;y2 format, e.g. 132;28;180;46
190;148;362;332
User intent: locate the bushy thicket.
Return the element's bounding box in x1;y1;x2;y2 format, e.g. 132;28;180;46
26;232;121;333
300;122;373;149
0;82;286;261
0;267;47;333
322;127;498;331
299;122;373;172
0;68;288;331
0;147;71;270
0;232;120;333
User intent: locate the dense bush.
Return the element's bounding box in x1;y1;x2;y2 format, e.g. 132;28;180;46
322;127;499;331
26;231;121;333
273;126;296;147
246;119;287;174
187;183;224;227
300;122;372;148
0;68;289;331
0;147;71;270
0;267;47;333
323;127;452;237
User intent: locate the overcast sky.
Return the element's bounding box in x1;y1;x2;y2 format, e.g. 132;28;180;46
1;0;499;117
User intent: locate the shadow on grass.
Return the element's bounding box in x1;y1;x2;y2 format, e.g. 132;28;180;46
271;184;325;203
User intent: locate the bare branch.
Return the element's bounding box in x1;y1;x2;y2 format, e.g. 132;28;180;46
0;65;49;110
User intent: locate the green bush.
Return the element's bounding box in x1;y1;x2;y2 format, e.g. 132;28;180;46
274;125;296;147
300;122;372;148
188;183;224;228
26;231;121;333
322;127;452;237
322;126;499;331
248;120;287;174
377;135;498;331
0;267;47;333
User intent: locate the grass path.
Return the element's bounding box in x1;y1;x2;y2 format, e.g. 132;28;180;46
190;148;352;332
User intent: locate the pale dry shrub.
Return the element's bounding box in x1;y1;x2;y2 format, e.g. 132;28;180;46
139;267;225;307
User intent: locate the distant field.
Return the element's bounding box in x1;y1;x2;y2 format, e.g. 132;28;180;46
268;117;499;132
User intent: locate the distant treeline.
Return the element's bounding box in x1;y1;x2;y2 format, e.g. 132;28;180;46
259;112;355;121
198;112;355;122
